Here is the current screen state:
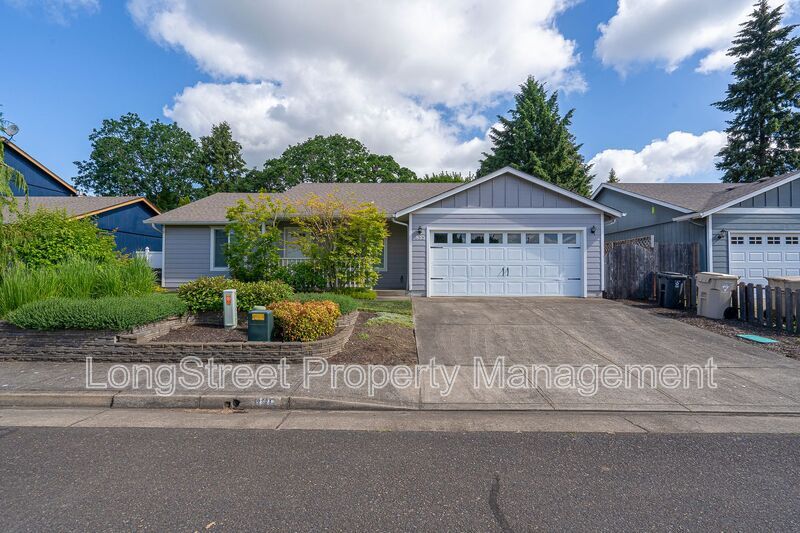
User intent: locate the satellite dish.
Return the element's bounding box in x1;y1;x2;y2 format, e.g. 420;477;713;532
1;122;19;137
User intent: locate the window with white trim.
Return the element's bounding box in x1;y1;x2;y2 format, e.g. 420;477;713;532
211;228;230;270
749;236;762;245
283;226;307;260
768;236;781;245
731;236;744;245
787;236;799;245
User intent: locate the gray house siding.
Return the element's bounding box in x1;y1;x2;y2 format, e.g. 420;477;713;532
409;213;603;296
732;180;800;207
162;222;407;289
375;222;407;290
595;188;709;271
431;174;584;208
711;212;800;273
163;225;216;287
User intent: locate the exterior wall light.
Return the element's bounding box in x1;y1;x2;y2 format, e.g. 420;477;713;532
590;225;597;234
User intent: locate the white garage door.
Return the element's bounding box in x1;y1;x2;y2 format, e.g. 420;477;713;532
429;231;583;297
729;233;800;285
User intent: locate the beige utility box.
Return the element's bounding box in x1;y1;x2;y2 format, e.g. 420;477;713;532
696;272;739;319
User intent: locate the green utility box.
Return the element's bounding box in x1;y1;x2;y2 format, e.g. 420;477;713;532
247;306;273;342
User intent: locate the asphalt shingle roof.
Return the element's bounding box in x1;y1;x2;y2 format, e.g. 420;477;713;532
604;171;800;213
4;196;151;222
144;182;462;224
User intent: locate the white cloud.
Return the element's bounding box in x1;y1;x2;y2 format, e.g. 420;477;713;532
595;0;796;74
6;0;99;24
129;0;584;174
589;130;727;189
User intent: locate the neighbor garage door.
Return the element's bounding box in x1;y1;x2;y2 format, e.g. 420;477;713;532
729;233;800;285
428;230;583;296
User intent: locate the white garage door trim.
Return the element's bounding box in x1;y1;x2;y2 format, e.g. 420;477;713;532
426;226;587;297
727;230;800;285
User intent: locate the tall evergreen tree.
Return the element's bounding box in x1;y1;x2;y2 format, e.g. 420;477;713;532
197;122;248;194
714;0;800;183
606;168;620;183
478;76;593;195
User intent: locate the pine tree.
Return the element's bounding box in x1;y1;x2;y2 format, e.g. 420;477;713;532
197;122;248;194
714;0;800;183
606;168;620;183
478;76;593;195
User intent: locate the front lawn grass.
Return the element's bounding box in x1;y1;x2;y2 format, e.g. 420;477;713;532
365;312;414;328
357;299;412;316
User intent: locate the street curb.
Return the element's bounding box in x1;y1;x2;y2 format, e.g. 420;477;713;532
0;391;115;408
3;391;800;416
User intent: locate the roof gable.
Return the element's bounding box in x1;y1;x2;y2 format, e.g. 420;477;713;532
2;139;78;196
395;167;622;217
3;196;159;222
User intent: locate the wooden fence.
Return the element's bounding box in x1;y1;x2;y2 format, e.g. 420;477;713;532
732;283;800;334
604;237;700;300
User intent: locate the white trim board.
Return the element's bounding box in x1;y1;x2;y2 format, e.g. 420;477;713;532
592;183;693;213
413;207;601;214
394;166;623;218
718;208;800;214
424;226;589;298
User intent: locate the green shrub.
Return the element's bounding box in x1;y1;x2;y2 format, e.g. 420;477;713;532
283;262;326;292
1;209;117;268
237;280;294;310
0;257;156;316
6;294;187;331
292;292;359;315
268;300;340;342
332;287;377;300
176;276;228;313
177;276;294;313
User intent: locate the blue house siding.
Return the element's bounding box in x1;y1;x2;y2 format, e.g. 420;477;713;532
732;180;800;207
711;212;800;273
94;202;162;254
4;144;75;197
431;174;584;208
595;188;709;271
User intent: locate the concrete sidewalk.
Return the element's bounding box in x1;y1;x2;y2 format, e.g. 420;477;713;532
2;360;800;414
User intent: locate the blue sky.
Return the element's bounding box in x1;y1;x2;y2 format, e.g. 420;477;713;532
2;0;796;189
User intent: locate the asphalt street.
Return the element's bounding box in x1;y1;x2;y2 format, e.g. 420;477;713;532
1;426;799;531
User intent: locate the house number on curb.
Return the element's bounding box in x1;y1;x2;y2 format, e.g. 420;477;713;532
256;397;277;407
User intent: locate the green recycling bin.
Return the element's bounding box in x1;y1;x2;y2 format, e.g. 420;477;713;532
247;306;273;342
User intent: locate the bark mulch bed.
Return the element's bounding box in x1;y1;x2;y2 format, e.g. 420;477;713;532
328;312;418;366
153;324;248;343
622;299;800;360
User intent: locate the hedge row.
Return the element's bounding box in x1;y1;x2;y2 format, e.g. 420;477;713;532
6;294;187;331
177;277;294;313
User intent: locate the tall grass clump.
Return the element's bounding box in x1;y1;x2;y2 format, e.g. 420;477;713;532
0;257;157;317
0;264;60;316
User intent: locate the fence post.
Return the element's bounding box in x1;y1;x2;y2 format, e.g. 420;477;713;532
747;283;756;323
794;290;800;334
786;287;795;333
756;284;764;327
766;286;773;327
776;287;784;330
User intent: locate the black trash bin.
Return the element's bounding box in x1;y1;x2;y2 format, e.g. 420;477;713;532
657;272;688;309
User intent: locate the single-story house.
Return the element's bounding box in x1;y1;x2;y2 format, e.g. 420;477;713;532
145;167;622;297
2;138;162;255
593;170;800;285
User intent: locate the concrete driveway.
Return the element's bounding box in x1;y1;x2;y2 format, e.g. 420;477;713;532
412;297;795;369
412;297;800;411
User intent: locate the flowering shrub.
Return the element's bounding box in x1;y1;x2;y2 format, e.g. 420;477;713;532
268;300;341;342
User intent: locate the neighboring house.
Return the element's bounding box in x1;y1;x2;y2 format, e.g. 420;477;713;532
2;138;162;255
145;167;622;297
7;196;162;254
593;170;800;285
